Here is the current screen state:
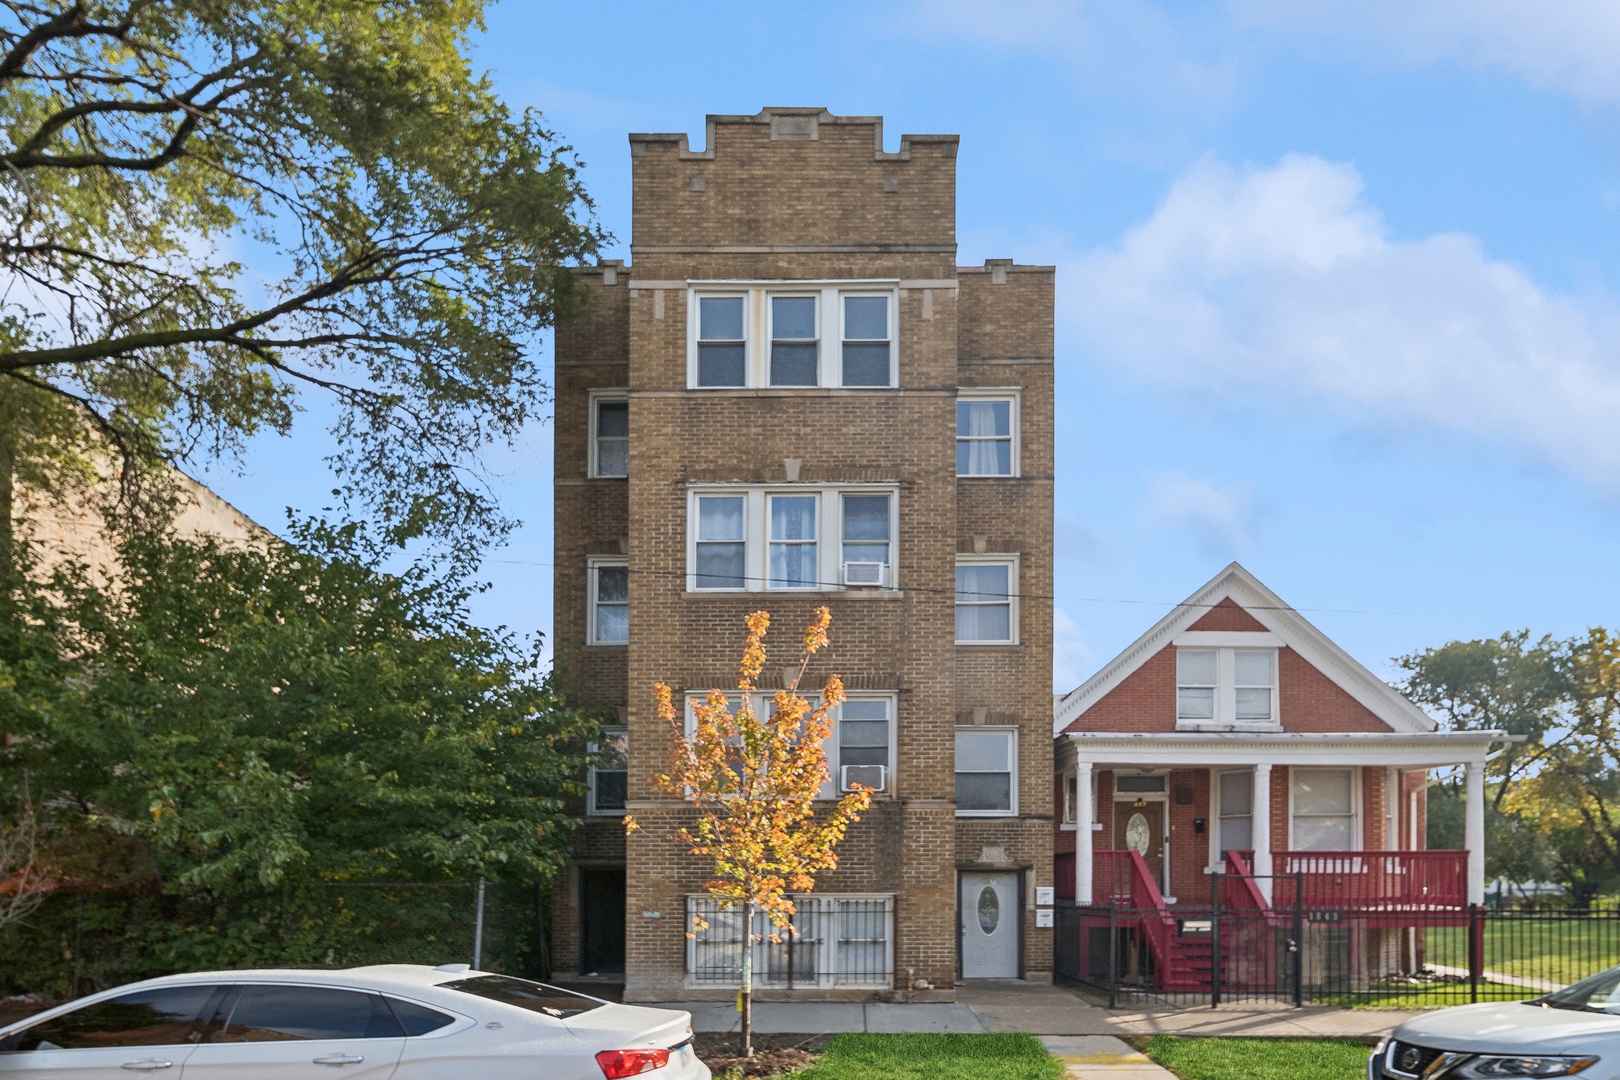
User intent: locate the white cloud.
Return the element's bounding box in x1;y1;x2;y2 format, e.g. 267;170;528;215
1137;473;1256;557
1233;0;1620;108
1054;607;1095;692
1069;154;1620;494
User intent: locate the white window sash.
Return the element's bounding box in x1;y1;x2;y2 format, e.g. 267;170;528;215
955;390;1019;477
954;727;1018;817
688;485;899;593
954;556;1019;644
686;282;899;389
587;558;629;645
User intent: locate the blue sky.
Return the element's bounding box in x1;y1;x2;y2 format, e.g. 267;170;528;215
201;0;1620;692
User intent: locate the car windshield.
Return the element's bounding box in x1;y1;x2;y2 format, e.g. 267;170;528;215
1541;966;1620;1012
435;976;607;1019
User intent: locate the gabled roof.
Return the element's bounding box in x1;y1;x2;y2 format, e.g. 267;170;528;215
1052;562;1437;737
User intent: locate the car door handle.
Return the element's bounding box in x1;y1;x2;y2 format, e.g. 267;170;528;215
313;1054;365;1066
120;1061;174;1071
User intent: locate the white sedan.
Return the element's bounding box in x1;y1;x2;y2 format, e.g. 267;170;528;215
0;964;709;1080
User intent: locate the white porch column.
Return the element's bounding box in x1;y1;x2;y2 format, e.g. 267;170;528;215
1076;760;1094;905
1252;763;1273;904
1466;759;1486;905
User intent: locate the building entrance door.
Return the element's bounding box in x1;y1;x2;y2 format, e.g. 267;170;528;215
960;872;1019;978
580;865;626;975
1114;800;1165;888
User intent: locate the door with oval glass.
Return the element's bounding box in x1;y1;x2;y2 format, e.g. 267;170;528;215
959;872;1019;978
1114;799;1165;886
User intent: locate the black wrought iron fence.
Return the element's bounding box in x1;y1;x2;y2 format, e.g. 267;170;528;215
1055;878;1620;1008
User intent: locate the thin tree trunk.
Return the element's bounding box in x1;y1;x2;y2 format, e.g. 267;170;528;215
0;387;15;582
740;901;753;1057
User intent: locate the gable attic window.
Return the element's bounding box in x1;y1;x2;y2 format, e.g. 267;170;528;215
1175;645;1279;729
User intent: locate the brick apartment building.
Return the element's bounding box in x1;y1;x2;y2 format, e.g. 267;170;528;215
549;108;1055;1002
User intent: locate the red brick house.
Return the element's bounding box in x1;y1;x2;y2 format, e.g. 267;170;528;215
1052;564;1509;987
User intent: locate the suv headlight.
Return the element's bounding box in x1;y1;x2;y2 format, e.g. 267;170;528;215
1449;1057;1599;1078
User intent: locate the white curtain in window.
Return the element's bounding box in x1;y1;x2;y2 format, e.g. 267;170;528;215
1292;769;1355;851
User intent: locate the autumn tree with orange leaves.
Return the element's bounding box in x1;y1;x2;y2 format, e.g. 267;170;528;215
627;607;870;1056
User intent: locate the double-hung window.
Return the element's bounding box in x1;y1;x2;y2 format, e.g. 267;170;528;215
695;496;747;589
841;295;892;387
955;558;1017;643
768;495;819;589
770;295;818;387
587;728;628;816
590;393;629;477
835;698;892;795
956;393;1017;476
688;284;897;389
955;728;1016;815
689;487;896;592
1216;770;1253;857
697;295;746;387
1175;646;1279;728
1176;650;1217;722
840;493;891;586
1292;768;1356;851
587;558;629;644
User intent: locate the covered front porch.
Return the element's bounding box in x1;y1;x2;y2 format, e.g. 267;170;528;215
1053;730;1513;994
1056;731;1513;912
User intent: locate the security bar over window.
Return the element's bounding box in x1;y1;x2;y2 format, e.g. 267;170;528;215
686;895;893;988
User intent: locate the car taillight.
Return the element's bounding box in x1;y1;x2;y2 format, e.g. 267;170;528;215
596;1048;671;1078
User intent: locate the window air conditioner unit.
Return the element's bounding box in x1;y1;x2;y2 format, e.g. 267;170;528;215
842;561;886;587
841;764;887;793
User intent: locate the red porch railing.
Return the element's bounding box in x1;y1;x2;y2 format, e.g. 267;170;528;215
1273;850;1467;911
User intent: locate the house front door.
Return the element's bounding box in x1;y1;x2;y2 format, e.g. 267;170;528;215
960;872;1019;978
1114;800;1165;889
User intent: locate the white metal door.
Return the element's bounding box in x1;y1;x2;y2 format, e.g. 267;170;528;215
960;872;1019;978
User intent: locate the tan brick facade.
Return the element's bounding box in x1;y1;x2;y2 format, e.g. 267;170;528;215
551;109;1054;1000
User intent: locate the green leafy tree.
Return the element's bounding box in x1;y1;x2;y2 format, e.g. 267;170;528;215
0;522;595;987
0;0;603;571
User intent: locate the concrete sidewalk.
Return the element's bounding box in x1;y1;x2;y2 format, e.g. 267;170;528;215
1041;1037;1177;1080
661;980;1419;1041
959;979;1418;1039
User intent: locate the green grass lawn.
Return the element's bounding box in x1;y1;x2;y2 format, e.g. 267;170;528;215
1144;1036;1371;1080
1319;983;1533;1010
789;1033;1065;1080
1424;922;1620;986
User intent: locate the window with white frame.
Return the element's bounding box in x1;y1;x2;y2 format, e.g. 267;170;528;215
955;558;1017;643
833;697;893;795
695;495;747;589
955;728;1016;815
688;487;897;592
1061;770;1100;826
840;493;891;586
587;558;628;645
1176;650;1217;721
687;284;897;389
768;495;818;589
590;393;629;478
587;728;627;815
1175;647;1279;728
1216;770;1253;856
1292;768;1356;851
956;393;1017;476
770;295;818;387
697;295;747;387
841;294;892;387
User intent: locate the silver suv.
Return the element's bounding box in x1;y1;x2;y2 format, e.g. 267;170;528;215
1372;969;1620;1080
